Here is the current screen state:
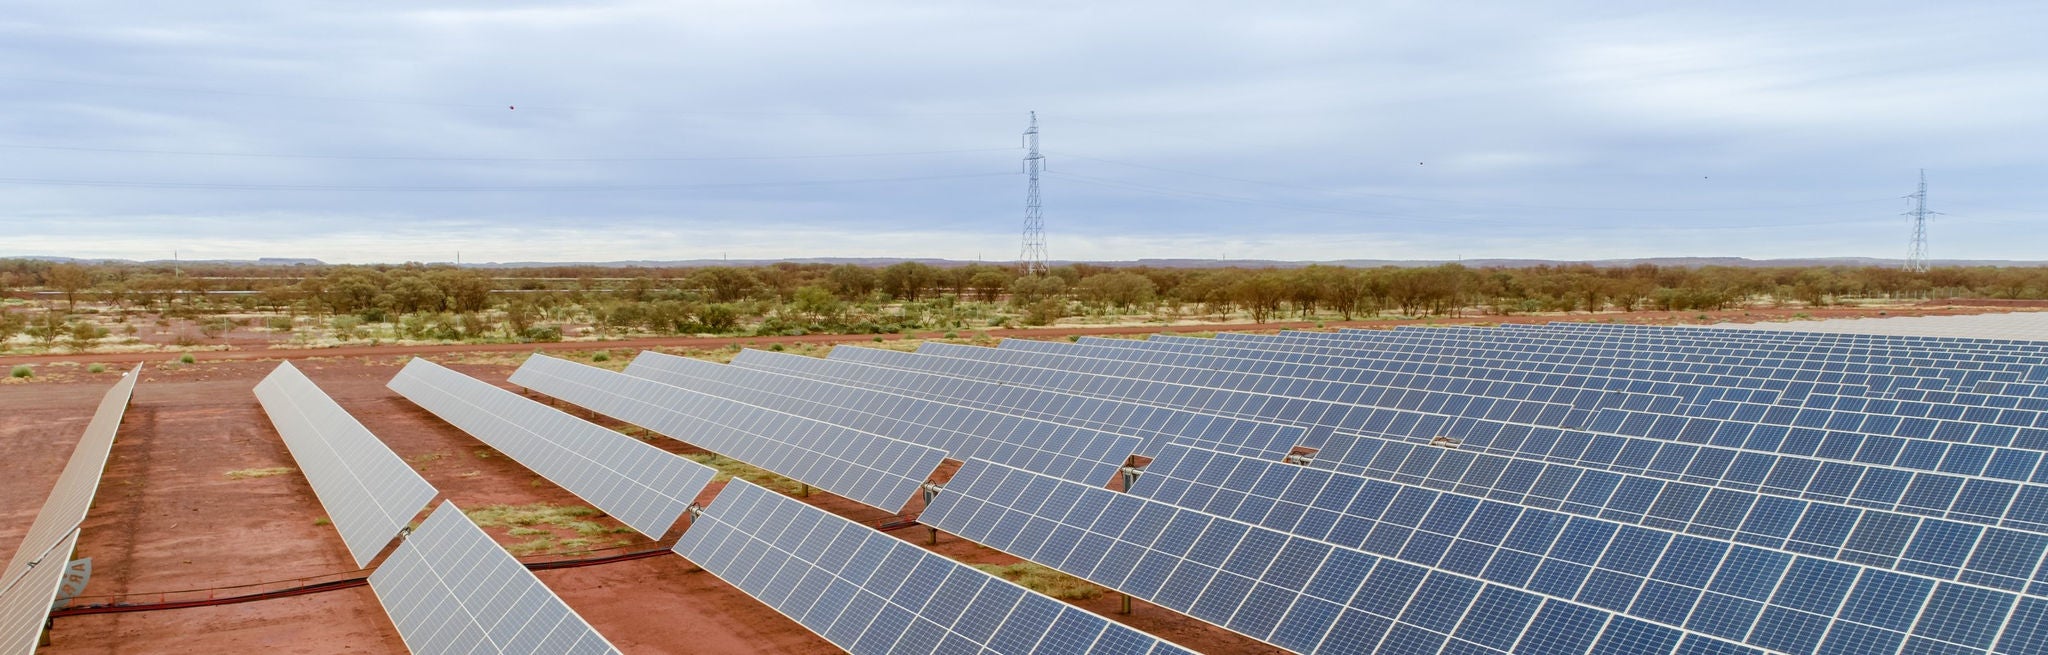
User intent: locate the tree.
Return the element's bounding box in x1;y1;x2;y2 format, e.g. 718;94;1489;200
826;265;880;300
1008;275;1067;307
46;263;92;311
968;269;1012;302
1075;271;1156;312
66;320;105;353
0;310;22;351
1230;272;1288;323
689;267;760;303
880;262;940;300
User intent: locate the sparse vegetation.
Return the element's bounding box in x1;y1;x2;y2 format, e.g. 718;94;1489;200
462;503;633;556
313;517;331;526
9;365;30;379
224;467;296;480
87;363;106;373
973;562;1103;600
0;257;2036;359
684;453;807;494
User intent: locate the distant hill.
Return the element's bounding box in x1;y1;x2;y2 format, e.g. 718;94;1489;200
9;255;2047;269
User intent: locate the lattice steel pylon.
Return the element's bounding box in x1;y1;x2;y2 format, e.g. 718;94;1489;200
1018;111;1048;276
1904;168;1938;273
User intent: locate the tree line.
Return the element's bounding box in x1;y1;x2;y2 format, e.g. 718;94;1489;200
3;258;2046;349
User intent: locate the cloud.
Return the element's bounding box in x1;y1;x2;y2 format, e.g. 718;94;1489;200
2;1;2043;263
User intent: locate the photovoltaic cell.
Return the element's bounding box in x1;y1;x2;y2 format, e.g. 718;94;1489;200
674;478;1196;655
255;361;438;567
389;358;717;538
0;365;138;655
509;354;945;514
369;502;619;655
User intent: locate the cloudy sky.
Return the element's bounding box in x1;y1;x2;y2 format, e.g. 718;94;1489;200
3;1;2043;264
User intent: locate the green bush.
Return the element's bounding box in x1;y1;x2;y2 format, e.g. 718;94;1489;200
521;326;563;342
265;316;295;332
87;363;106;373
179;353;195;364
592;352;610;362
9;365;30;379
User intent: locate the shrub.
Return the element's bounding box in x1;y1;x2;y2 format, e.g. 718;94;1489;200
592;352;610;362
9;365;30;379
265;316;295;332
179;353;195;364
87;363;105;373
521;326;562;342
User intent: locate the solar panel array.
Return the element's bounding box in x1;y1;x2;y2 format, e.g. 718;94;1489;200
255;362;439;567
509;354;946;513
1;365;138;655
714;319;2048;655
389;357;718;539
369;502;620;655
675;478;1195;655
623;350;1141;485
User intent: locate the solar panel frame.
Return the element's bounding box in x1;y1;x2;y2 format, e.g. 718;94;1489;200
388;358;717;539
674;478;1196;655
255;361;439;567
508;354;944;514
368;502;620;655
0;365;138;655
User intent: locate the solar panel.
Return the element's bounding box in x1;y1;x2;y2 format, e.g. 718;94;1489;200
1123;442;2048;653
924;458;1766;654
674;478;1196;655
368;502;620;655
508;354;945;514
622;351;1140;486
0;365;138;655
255;361;439;567
387;358;717;539
731;348;1307;461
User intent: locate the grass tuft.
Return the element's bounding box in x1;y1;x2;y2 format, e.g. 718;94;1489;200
683;453;806;495
179;353;195;364
463;503;601;528
9;365;29;379
224;467;296;480
973;562;1103;600
87;363;106;373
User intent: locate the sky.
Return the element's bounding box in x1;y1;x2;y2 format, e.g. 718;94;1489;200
3;1;2045;264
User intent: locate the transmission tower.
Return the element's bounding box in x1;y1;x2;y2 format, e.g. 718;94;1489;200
1904;169;1938;273
1018;111;1049;276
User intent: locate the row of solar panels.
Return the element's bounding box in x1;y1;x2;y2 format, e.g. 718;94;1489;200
480;328;2042;653
259;359;1193;655
0;366;138;655
823;323;2039;655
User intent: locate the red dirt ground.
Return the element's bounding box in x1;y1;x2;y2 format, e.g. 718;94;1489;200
2;307;2029;653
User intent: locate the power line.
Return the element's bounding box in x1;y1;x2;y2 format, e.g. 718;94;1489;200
1052;150;1895;213
1051;170;1897;232
0;143;1015;163
0;171;1012;192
